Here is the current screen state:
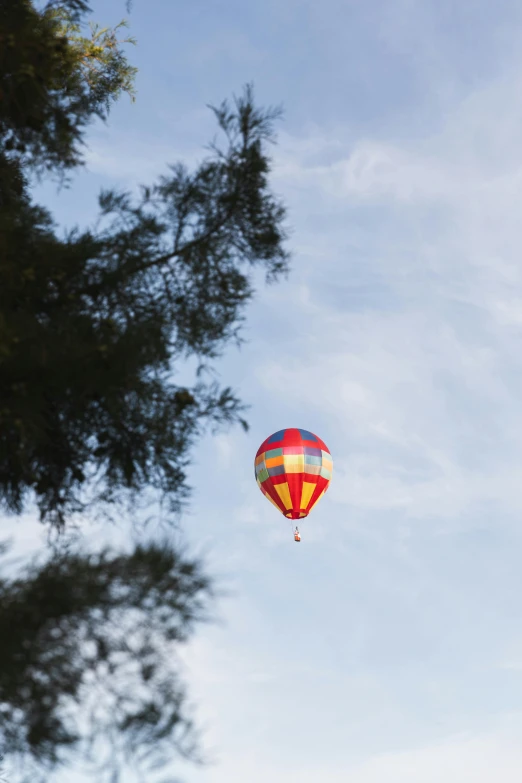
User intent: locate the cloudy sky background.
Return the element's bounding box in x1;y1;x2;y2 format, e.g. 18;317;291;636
7;0;522;780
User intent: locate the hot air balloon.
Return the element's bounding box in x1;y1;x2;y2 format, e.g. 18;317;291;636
255;428;332;540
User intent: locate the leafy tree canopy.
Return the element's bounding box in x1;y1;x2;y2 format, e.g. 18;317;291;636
0;540;212;783
0;2;290;779
0;0;289;530
1;0;137;176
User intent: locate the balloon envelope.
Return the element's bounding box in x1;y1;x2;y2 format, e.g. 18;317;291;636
255;428;332;520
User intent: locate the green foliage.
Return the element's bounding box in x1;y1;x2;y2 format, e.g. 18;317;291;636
0;3;289;530
0;540;212;782
0;85;289;529
0;0;137;177
0;2;290;780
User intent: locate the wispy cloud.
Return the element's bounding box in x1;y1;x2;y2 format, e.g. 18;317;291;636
15;1;522;781
253;57;522;528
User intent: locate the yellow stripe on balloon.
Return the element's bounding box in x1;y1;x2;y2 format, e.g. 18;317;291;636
264;489;283;511
274;482;292;510
284;455;304;472
300;481;317;509
284;463;305;473
309;487;327;512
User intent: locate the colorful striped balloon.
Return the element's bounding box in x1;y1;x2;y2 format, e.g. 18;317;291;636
255;428;332;520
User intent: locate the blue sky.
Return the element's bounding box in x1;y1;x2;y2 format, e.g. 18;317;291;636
7;0;522;780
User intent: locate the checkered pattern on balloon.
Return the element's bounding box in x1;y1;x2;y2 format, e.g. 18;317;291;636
255;428;333;521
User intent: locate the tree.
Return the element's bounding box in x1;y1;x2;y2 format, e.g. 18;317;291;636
0;540;212;783
0;2;289;532
0;0;137;179
0;1;290;780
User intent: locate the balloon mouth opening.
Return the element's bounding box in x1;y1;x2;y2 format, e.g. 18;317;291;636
284;510;308;520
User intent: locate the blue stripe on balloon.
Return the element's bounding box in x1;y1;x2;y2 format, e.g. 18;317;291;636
267;429;286;444
298;429;318;441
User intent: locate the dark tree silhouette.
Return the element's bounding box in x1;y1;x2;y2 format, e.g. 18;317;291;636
1;3;288;532
0;2;290;780
0;540;212;783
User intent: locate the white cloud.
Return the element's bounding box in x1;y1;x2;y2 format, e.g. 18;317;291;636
256;58;522;528
209;734;522;783
347;728;522;783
